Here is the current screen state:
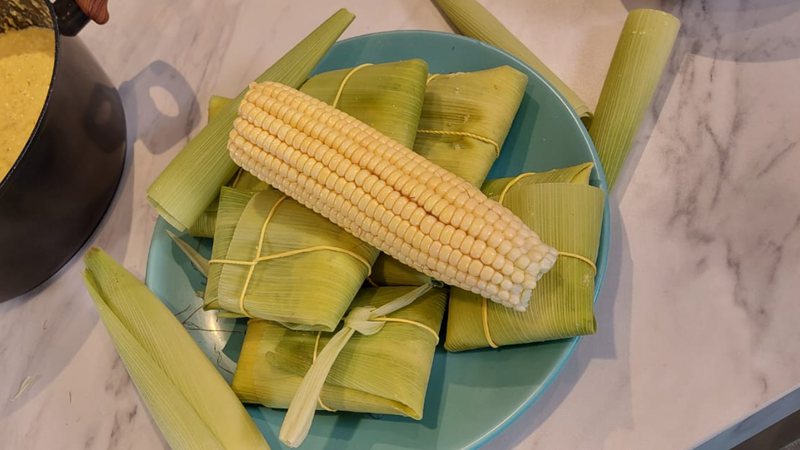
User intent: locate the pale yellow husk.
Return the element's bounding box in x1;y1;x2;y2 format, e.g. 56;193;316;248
232;286;446;418
82;248;268;450
204;60;429;328
445;164;605;351
372;65;528;287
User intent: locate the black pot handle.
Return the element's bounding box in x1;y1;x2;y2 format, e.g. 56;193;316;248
53;0;107;37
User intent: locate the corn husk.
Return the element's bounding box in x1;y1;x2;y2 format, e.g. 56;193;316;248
147;9;354;231
82;248;268;450
204;187;251;311
481;162;593;194
299;59;428;148
232;286;446;418
589;9;679;188
445;164;605;351
371;66;527;286
188;198;218;238
207;187;379;331
207;95;230;120
415;66;526;187
190;59;428;238
434;0;590;121
204;60;429;328
187;96;235;238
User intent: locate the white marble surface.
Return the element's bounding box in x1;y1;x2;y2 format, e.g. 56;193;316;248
2;0;800;448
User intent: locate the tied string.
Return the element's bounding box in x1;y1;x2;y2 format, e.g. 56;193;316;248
481;174;599;349
415;129;501;157
331;63;373;108
279;283;436;448
208;195;372;317
418;72;501;156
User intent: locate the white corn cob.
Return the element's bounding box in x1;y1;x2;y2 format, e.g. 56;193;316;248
227;82;558;311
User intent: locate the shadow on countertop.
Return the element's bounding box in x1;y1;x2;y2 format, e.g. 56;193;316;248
0;59;198;419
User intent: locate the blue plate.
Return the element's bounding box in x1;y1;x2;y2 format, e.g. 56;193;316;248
146;30;609;449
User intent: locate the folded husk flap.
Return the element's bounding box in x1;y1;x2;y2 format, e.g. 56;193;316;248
371;65;527;286
232;286;446;418
445;163;605;351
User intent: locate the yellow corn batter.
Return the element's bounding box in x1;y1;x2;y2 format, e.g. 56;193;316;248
0;26;55;181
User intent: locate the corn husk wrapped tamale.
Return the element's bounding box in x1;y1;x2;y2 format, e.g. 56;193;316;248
232;286;446;418
371;65;527;286
205;187;378;331
203;60;429;329
445;163;605;351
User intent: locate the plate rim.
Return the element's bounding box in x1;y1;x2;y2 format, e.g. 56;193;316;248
146;29;611;450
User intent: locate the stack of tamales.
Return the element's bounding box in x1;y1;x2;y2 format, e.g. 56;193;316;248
370;65;528;286
445;163;605;351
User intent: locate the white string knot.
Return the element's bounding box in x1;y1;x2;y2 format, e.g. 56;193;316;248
279;283;435;448
343;306;384;336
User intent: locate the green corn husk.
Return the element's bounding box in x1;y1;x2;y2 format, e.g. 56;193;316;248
210;188;379;331
147;9;354;232
187;96;238;238
589;9;679;188
204;60;429;328
188;198;218;238
82;248;268;450
208;96;270;193
415;66;526;187
232;286;446;418
207;95;230;120
299;59;428;148
371;65;527;287
445;164;605;351
204;187;252;311
481;162;594;195
192;59;429;238
434;0;590;121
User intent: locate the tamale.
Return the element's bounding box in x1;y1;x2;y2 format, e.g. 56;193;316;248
204;60;429;328
208;187;378;331
445;164;605;351
371;66;527;286
232;286;446;418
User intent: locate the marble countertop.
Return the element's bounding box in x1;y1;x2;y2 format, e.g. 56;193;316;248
2;0;800;448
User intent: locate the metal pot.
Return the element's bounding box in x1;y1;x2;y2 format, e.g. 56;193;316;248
0;0;126;301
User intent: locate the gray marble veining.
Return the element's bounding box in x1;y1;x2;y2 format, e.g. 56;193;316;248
1;1;799;449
